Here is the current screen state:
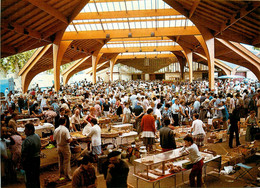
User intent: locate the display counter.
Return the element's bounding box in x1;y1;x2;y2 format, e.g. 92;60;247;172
133;149;221;188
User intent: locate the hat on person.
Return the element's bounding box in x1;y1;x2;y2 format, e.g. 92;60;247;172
108;151;121;158
205;99;210;102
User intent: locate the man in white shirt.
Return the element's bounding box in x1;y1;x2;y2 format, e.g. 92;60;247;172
54;117;73;180
86;118;101;160
191;114;206;147
171;99;180;126
180;135;203;187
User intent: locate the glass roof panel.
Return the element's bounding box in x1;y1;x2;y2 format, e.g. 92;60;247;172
81;0;174;13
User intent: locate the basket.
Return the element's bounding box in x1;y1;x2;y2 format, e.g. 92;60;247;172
70;145;81;153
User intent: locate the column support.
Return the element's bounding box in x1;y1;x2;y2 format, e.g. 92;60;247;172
181;47;193;83
53;40;72;92
109;56;118;82
92;52;103;84
195;28;215;89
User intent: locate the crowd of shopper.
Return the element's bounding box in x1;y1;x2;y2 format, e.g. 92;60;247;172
1;79;260;187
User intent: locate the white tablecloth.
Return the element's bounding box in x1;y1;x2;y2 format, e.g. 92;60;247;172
17;123;54;137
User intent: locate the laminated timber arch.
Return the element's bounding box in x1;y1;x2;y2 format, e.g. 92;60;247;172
194;53;232;76
62;53;119;85
62;56;91;85
19;44;52;93
216;39;260;80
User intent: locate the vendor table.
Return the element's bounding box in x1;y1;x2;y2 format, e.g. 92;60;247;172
17;123;54;137
119;131;138;144
134;149;222;188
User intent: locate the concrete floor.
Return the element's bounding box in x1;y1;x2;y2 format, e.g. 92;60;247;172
3;134;260;188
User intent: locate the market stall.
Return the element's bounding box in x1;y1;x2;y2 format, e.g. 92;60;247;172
17;118;54;137
133;149;221;188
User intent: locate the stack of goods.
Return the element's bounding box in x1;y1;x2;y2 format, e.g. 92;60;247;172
233;142;257;159
137;162;183;180
207;130;228;143
221;151;245;167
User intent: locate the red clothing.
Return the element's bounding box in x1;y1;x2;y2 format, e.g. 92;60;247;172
141;114;156;133
190;159;203;187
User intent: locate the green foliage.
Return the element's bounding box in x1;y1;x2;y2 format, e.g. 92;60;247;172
0;49;35;75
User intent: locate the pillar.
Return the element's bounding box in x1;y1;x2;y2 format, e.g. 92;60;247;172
195;29;215;89
181;47;193;83
109;56;118;82
92;52;103;84
53;41;72;91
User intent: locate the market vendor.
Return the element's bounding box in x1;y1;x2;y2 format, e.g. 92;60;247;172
104;151;129;188
180;135;203;187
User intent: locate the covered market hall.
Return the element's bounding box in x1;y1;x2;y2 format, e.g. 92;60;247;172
1;0;260;188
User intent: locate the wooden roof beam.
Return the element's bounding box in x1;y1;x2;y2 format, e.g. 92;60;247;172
110;37;171;42
117;54;175;59
62;56;91;76
100;45;182;53
189;0;200;18
23;0;68;24
68;0;90;23
71;17;186;25
75;9;181;20
215;2;260;36
62;27;200;40
1;19;51;43
195;52;232;72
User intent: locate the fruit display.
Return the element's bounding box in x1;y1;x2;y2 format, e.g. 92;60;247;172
70;132;87;139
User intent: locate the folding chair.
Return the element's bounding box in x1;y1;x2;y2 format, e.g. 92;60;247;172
235;163;254;180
